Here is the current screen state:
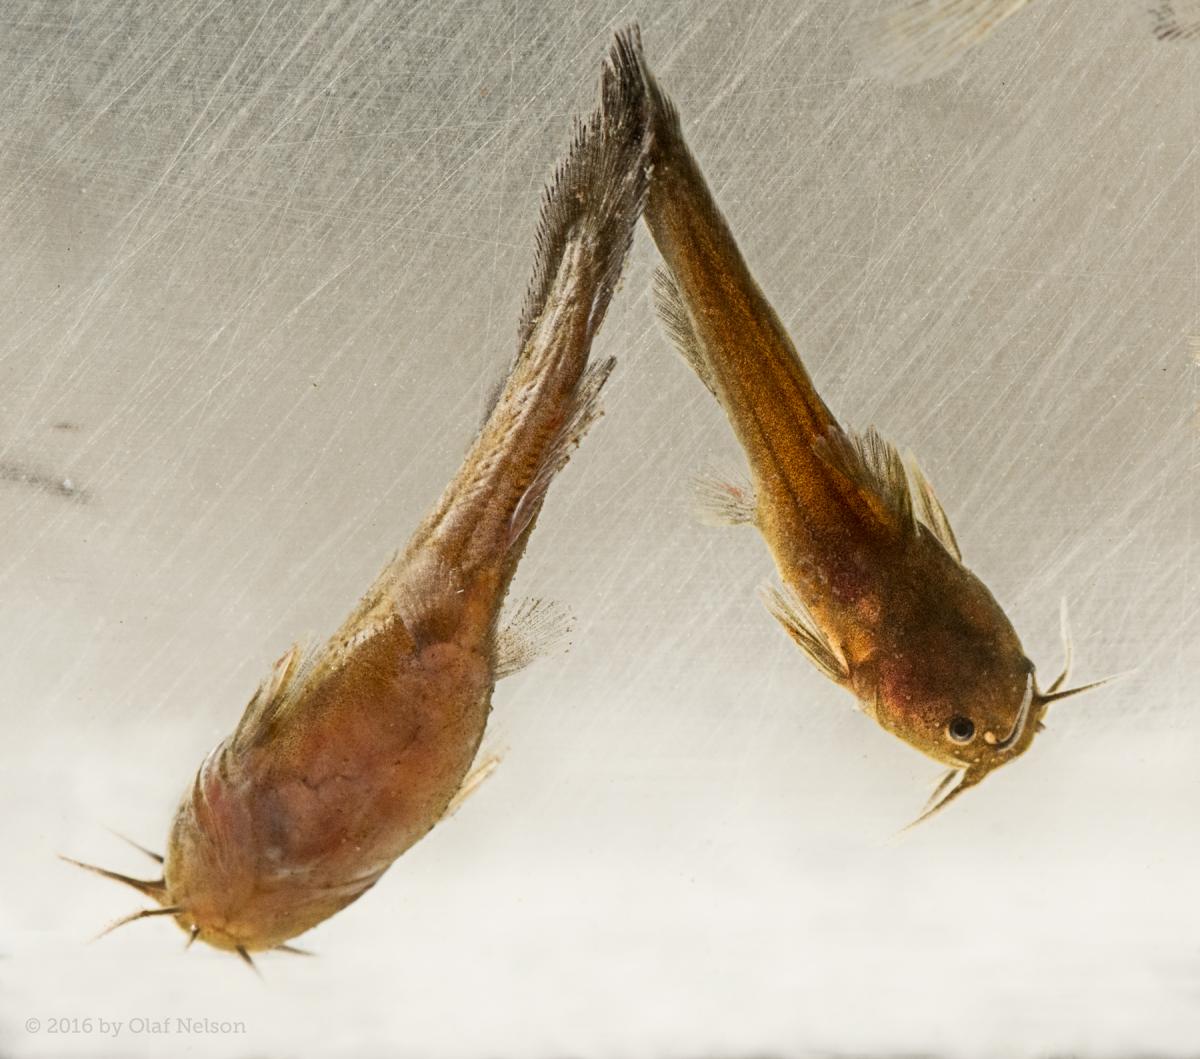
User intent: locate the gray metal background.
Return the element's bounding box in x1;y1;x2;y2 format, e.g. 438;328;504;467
1;1;1196;1056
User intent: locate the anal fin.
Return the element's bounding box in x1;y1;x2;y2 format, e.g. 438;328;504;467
506;357;615;550
653;266;719;398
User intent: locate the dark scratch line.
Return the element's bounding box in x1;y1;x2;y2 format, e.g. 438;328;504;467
1151;1;1200;41
0;461;88;502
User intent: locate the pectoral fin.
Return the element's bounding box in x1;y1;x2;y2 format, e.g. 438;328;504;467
443;754;502;818
231;640;318;750
495;598;574;679
760;583;849;684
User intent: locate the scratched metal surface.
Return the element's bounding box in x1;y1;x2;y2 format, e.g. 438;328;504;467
1;1;1197;1057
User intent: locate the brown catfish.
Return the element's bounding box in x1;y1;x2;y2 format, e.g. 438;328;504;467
64;31;650;963
631;32;1108;826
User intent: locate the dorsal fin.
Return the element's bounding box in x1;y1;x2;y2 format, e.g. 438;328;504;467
848;426;914;531
232;640;319;749
846;426;963;562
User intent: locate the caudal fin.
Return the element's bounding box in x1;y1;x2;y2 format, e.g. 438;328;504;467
515;26;651;363
488;26;652;556
411;28;651;576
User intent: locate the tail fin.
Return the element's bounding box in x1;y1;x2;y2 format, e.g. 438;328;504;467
409;28;650;575
515;26;650;363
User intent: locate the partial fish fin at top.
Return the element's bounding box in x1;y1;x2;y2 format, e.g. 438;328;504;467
1150;1;1200;41
692;468;756;526
760;583;849;684
907;456;962;561
855;0;1036;84
443;753;502;818
653;266;719;398
495;597;574;679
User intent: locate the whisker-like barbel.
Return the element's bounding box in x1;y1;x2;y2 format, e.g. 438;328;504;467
59;856;165;900
989;674;1034;752
1038;671;1132;705
95;906;183;941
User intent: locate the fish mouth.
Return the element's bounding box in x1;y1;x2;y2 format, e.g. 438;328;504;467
985;672;1034;753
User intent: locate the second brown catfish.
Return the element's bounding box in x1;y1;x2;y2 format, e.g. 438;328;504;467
632;34;1109;826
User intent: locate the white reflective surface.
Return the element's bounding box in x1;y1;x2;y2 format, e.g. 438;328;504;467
2;2;1197;1056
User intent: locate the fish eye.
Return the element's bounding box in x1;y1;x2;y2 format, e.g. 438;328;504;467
946;716;976;744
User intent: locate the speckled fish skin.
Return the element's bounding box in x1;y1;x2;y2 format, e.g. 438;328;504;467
72;30;650;956
632;34;1084;822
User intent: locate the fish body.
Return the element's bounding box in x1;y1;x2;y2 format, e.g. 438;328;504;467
166;604;493;952
70;31;650;956
635;33;1098;821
